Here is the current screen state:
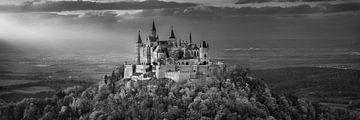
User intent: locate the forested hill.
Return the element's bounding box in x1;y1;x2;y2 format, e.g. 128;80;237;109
1;66;359;120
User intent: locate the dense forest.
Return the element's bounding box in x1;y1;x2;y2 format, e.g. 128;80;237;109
0;66;359;120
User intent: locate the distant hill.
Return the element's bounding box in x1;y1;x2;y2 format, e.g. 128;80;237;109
253;67;360;104
0;66;359;120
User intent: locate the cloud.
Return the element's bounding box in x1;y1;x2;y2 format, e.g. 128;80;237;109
50;9;143;22
138;2;360;17
0;12;139;55
235;0;335;4
160;0;359;8
322;2;360;13
0;0;196;12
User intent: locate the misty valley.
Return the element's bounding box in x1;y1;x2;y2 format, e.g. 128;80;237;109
1;45;359;110
1;0;360;119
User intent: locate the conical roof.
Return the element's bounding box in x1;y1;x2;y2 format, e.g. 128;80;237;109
137;31;142;43
152;19;156;32
169;26;176;39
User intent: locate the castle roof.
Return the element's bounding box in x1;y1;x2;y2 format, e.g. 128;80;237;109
202;41;208;48
194;44;199;49
152;19;156;32
137;31;142;43
169;26;176;39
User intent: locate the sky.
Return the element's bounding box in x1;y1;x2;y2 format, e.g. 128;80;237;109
0;0;359;57
1;0;359;6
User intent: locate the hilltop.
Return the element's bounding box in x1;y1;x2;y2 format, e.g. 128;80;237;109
1;66;359;120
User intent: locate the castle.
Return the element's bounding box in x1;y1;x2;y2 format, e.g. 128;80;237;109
123;20;224;82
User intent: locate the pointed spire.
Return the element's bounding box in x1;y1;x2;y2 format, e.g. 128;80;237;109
202;41;207;48
169;26;176;39
152;19;156;32
189;32;192;43
137;30;142;44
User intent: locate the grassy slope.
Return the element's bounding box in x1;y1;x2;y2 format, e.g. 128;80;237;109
253;67;360;104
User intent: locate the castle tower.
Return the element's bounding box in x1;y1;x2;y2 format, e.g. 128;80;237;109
199;41;209;64
189;32;192;44
169;26;176;39
151;19;156;37
146;45;151;64
148;19;159;44
136;31;142;64
143;20;159;64
168;26;177;47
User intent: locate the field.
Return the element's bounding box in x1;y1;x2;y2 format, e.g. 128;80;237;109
1;41;360;108
0;52;118;102
253;67;360;109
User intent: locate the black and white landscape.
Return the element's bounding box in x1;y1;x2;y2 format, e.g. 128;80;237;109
0;0;360;120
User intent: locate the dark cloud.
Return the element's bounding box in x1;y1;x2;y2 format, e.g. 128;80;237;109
1;0;358;17
139;2;360;18
0;0;196;12
322;2;360;13
236;0;272;4
236;0;335;4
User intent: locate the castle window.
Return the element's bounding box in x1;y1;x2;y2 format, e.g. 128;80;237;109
186;62;189;65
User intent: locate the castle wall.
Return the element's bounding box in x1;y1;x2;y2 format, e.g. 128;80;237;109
165;71;194;82
151;51;157;64
157;53;166;65
198;65;211;75
175;65;194;72
139;47;147;64
154;64;219;82
199;48;209;63
152;65;178;79
176;59;199;65
163;65;176;71
154;65;165;79
135;65;147;73
124;65;134;78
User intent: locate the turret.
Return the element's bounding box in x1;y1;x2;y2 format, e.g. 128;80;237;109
169;26;176;39
202;41;208;48
148;19;158;43
167;26;177;46
189;32;192;44
146;45;151;64
199;41;209;64
152;19;156;35
137;30;142;44
136;30;142;64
